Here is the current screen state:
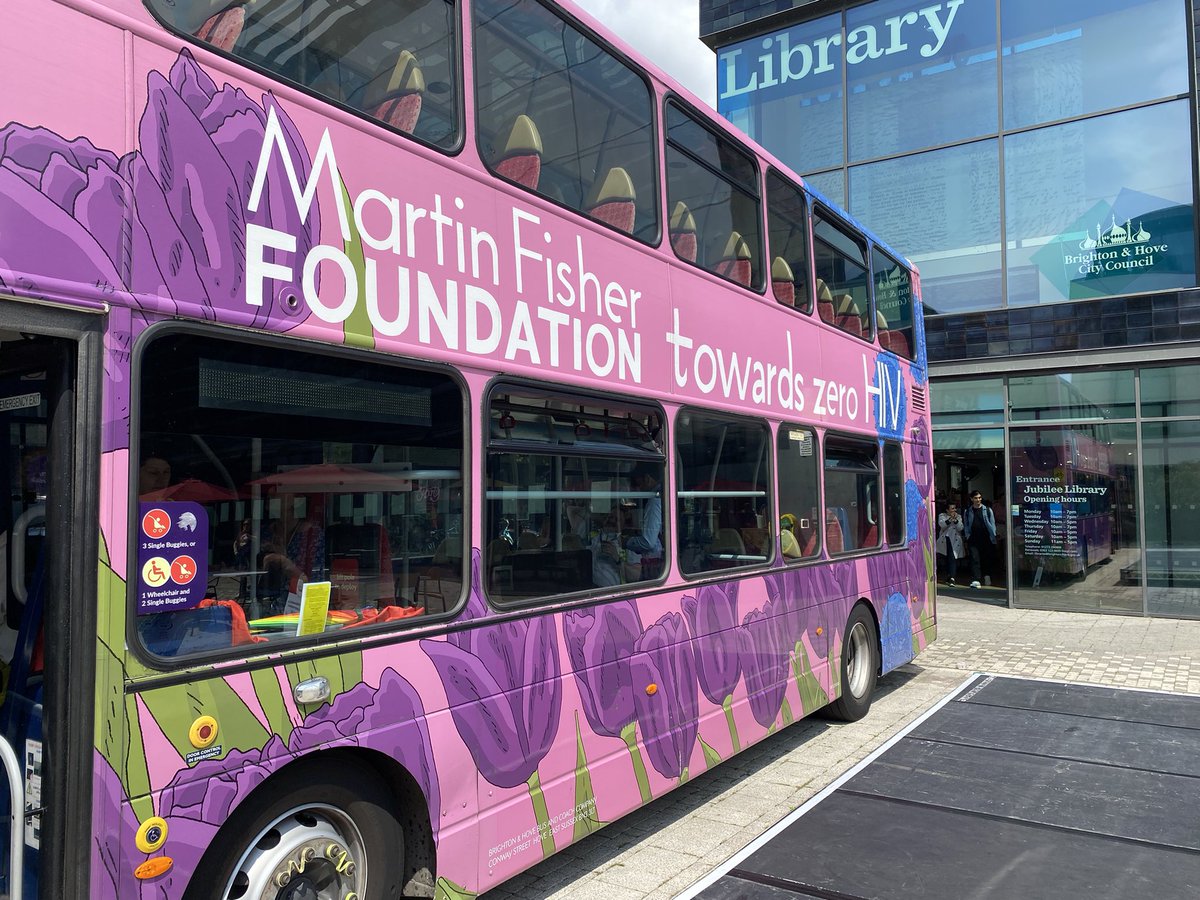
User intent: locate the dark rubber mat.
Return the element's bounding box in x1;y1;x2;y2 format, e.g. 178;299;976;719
688;675;1200;900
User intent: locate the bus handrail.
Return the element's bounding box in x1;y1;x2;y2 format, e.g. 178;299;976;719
0;736;24;900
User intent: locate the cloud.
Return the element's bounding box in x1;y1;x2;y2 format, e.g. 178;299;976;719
573;0;716;107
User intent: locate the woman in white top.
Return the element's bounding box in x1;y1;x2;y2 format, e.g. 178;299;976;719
936;502;966;585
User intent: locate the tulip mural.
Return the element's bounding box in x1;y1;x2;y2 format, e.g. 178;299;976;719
631;612;699;782
739;595;792;732
681;581;743;753
563;600;652;804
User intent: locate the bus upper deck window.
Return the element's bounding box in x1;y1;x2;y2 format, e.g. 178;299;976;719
144;0;463;151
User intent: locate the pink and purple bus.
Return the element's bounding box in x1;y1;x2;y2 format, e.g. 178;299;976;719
0;0;934;896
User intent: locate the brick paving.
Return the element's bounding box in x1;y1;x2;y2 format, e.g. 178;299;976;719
486;594;1200;899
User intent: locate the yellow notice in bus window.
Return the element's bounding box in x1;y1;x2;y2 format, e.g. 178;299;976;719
296;581;332;636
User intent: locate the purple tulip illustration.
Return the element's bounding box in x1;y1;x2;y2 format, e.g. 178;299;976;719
631;612;699;782
564;599;651;802
1;49;321;452
422;568;561;855
681;581;743;752
739;597;791;730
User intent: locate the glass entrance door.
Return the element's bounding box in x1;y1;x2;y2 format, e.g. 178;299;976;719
0;334;75;899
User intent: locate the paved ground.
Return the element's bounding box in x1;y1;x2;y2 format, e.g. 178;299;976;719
487;594;1200;899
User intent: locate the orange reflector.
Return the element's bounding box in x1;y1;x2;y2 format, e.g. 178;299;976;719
815;627;823;636
134;857;174;879
645;683;658;696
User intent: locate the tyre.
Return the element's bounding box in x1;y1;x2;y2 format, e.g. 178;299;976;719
826;604;878;722
184;760;405;900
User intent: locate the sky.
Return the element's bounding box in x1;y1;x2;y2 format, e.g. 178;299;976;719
571;0;717;107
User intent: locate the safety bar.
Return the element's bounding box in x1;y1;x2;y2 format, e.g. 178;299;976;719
10;504;46;608
0;737;23;900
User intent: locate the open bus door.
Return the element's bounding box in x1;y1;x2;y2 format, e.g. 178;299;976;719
0;305;99;899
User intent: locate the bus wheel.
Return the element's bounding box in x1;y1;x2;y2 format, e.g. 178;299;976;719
188;763;405;900
827;604;878;722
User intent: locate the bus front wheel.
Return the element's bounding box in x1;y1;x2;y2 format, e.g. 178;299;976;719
185;761;405;900
827;604;878;722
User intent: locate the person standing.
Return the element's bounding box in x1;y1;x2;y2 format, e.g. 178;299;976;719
964;491;997;588
936;503;966;585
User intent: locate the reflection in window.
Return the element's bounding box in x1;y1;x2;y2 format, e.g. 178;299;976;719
767;172;812;312
884;442;904;545
1140;366;1200;419
1143;421;1200;617
1009;370;1135;421
136;334;465;661
776;425;820;560
148;0;461;148
677;412;772;575
813;208;870;339
666;102;762;289
932;378;1005;426
824;436;880;553
1004;102;1196;306
847;0;997;161
716;13;844;174
1001;0;1189;130
872;248;913;358
485;387;665;602
850;141;1001;316
803;170;845;208
473;0;658;240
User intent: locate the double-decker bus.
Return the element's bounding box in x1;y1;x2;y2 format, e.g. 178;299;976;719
0;0;934;897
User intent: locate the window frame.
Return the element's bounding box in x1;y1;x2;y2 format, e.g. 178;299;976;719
127;321;471;671
883;440;906;546
483;378;670;608
141;0;467;156
812;203;874;343
775;422;822;563
822;431;883;556
766;167;816;317
674;406;775;578
471;0;662;246
663;94;766;293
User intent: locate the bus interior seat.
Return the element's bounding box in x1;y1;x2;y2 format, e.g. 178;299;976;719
586;166;636;234
771;256;795;307
834;294;863;337
363;50;425;135
799;522;819;556
825;508;845;555
878;311;912;356
862;522;879;548
707;527;746;557
495;114;543;189
669;201;698;262
816;278;836;324
713;231;752;287
194;1;247;52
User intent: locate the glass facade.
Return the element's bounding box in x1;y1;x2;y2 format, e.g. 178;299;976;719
715;0;1197;314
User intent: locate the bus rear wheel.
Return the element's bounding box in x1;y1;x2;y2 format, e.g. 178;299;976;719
186;762;405;900
827;604;878;722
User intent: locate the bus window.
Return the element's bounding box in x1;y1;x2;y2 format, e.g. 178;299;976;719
873;248;915;359
135;332;465;662
813;209;871;340
665;101;763;290
145;0;462;150
776;425;820;560
884;441;905;545
824;436;880;553
676;411;772;574
485;386;666;602
473;0;658;242
767;172;813;313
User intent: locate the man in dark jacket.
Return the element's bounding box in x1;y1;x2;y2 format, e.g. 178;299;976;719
964;491;997;588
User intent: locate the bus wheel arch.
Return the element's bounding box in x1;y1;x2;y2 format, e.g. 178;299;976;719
827;599;879;722
182;747;437;900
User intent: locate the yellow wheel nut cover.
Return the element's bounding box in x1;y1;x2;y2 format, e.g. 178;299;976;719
189;715;219;749
136;817;169;854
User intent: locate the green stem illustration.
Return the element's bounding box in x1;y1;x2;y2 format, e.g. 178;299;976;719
621;721;653;804
526;770;556;858
722;694;742;753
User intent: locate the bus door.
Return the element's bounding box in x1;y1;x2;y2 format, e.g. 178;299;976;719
0;314;98;900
